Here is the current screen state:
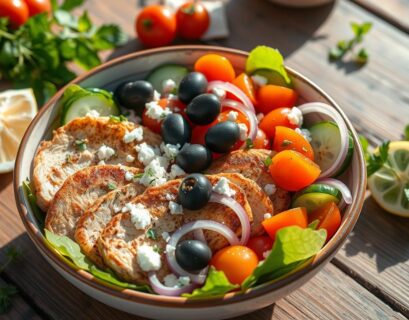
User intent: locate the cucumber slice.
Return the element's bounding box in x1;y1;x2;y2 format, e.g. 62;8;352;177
147;64;189;93
308;121;354;176
60;85;119;124
292;183;341;213
252;69;292;88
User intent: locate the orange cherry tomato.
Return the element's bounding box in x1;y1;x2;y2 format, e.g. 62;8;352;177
0;0;29;28
176;1;209;40
24;0;51;17
194;54;236;82
269;150;321;191
211;245;259;285
228;73;257;106
309;202;341;241
247;236;274;260
253;128;270;149
273;126;314;160
262;207;308;240
259;107;298;140
218;109;250;150
257;85;298;114
136;5;176;48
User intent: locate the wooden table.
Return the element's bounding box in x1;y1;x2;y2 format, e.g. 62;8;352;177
1;0;409;319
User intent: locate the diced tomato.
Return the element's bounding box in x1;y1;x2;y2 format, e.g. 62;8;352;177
257;85;298;114
253;128;270;149
273;126;314;160
194;54;235;82
247;236;274;260
309;202;341;241
227;73;257;106
262;207;308;240
259;107;298;140
191;121;216;145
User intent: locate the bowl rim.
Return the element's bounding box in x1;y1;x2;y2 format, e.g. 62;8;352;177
13;45;366;308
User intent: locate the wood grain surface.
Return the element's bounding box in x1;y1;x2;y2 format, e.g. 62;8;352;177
1;0;409;319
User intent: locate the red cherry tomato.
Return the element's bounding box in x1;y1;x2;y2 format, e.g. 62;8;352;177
142;98;186;133
176;1;209;40
136;5;176;48
247;236;274;260
309;202;341;241
0;0;29;28
253;128;270;149
211;245;259;285
257;85;298;114
218;109;249;150
191;122;215;145
259;107;298;140
24;0;51;17
194;54;236;82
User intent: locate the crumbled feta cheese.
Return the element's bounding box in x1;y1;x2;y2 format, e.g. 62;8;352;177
251;75;268;87
162;231;170;242
264;184;277;196
153;90;161;101
256;113;264;123
162;79;176;95
145;101;172;120
135;143;160;166
163;274;178;287
262;250;271;259
139;157;168;187
211;87;226;100
97;145;115;160
165;193;175;201
126;154;135;163
126;109;142;124
227;111;239;122
285;107;303;126
125;171;134;182
166;244;176;254
98;160;105;165
264;213;272;220
169;164;186;179
238;123;248;141
160;143;180;161
178;276;190;286
86;109;100;117
213;177;236;197
169;201;183;215
295;128;312;142
126;203;151;229
123;127;144;144
137;245;162;272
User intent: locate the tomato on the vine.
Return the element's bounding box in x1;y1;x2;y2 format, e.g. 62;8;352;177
24;0;51;17
176;1;209;40
136;5;177;48
0;0;29;28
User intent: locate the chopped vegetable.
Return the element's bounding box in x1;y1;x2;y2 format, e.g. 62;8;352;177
259;107;298;139
256;85;297;114
273;126;314;160
246;236;274;260
230;73;257;106
146;64;189;93
262;207;308;240
194;54;236;82
291;183;341;213
309;202;341;241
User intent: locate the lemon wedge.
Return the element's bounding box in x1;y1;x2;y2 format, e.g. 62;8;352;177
0;89;37;173
368;141;409;217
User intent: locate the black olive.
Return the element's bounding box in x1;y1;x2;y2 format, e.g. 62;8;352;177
205;121;240;153
186;93;221;125
114;80;153;112
176;240;212;272
161;113;191;146
178;72;208;104
176;144;212;173
178;174;212;210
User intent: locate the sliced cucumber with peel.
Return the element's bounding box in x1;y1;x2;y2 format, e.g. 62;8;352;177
292;183;342;213
308;121;354;177
146;64;189;93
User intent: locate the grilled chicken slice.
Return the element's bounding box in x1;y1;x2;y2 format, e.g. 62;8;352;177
207;149;291;214
33;116;161;211
45;165;142;239
98;175;252;284
75;182;146;267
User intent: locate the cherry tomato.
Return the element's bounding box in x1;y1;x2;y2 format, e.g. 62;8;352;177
211;245;259;285
269;150;321;191
247;236;274;260
262;207;308;240
194;54;236;82
136;5;176;48
24;0;51;17
228;73;257;106
0;0;29;28
259;107;298;140
253;128;270;149
273;126;314;160
191;121;216;145
309;202;341;241
257;85;298;114
176;1;209;40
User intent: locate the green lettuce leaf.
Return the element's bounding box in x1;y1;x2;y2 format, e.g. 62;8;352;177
22;180;45;228
182;267;238;299
245;46;292;86
242;226;326;289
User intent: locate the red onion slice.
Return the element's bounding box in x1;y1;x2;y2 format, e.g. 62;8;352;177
166;220;240;284
222;99;258;142
148;272;197;296
209;193;251;245
298;102;349;178
317;178;352;210
208;81;255;113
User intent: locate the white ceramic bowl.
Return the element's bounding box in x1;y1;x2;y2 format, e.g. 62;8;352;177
14;46;366;320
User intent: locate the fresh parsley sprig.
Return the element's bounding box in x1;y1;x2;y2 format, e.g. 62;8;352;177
329;22;372;64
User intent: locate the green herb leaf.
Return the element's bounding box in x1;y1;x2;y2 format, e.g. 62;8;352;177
367;141;390;177
22;180;44;228
328;48;343;61
107;182;116;190
242;226;326;289
245;138;254;149
60;0;84;11
0;284;18;315
93;25;128;50
78;11;92;33
75;139;87;151
75;41;101;70
281;139;292;147
358;134;370;161
183;267;238;298
264;156;272;167
109;114;127;123
403;125;409;141
146;229;157;240
356;48;369;64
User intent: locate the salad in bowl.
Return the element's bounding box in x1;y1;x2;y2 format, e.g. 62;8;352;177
15;45;366;319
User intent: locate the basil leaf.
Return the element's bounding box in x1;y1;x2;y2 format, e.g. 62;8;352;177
75;41;101;70
60;0;84;11
93;25;128;50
